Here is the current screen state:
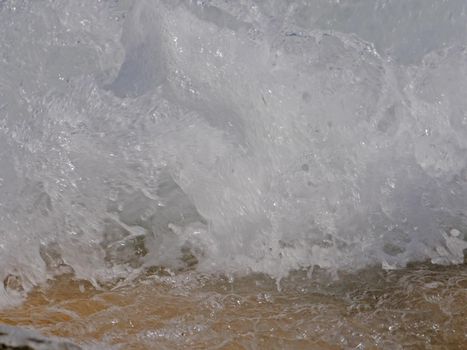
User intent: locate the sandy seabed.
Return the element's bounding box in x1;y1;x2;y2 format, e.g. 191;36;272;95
1;263;466;350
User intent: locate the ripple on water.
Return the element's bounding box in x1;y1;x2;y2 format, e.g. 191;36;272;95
0;263;466;349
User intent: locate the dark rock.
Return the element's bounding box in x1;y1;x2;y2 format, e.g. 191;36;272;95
0;325;81;350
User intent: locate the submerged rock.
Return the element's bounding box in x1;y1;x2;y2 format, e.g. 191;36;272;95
0;324;81;350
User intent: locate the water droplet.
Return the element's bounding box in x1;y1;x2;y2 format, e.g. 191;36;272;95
449;228;461;237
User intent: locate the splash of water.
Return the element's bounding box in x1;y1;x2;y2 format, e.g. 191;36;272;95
0;0;466;306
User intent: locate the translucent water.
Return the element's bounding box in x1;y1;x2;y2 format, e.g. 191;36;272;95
1;0;467;307
1;264;466;349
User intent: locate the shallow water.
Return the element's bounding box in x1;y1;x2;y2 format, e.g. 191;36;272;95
1;263;466;349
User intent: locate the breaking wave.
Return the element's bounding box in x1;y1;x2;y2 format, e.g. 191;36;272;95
1;0;466;306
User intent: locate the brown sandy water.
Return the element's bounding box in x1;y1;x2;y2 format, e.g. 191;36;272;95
0;263;466;349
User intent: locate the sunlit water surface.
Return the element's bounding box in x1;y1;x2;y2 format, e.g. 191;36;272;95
1;263;466;349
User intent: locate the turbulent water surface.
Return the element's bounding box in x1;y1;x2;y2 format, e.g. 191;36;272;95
0;0;467;348
1;263;466;349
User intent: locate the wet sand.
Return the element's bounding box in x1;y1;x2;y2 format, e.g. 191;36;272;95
1;263;466;349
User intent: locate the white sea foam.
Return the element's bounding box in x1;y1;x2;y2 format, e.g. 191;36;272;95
0;0;466;305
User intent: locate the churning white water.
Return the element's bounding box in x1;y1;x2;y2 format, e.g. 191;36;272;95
1;0;467;308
